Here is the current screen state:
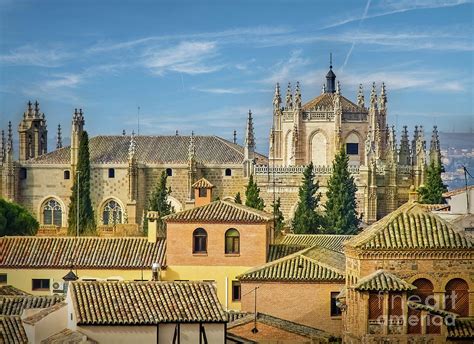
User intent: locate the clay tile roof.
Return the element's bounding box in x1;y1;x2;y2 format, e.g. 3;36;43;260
0;286;30;296
164;200;273;223
0;316;27;344
406;301;459;318
267;244;307;261
345;202;473;250
279;234;354;253
302;93;363;113
192;177;214;189
448;318;474;339
41;329;98;344
0;296;64;316
354;270;416;292
22;302;67;325
443;185;474;198
28;135;267;165
239;246;345;282
0;237;166;269
70;281;227;325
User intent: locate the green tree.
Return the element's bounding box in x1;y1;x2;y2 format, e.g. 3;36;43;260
234;192;242;204
292;162;324;234
245;175;265;210
145;171;173;235
272;197;285;234
324;148;359;234
418;160;447;204
0;198;39;236
68;131;96;235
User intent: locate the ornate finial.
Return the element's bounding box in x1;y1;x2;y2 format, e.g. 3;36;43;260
273;83;281;110
380;82;387;110
128;131;137;160
357;84;365;107
56;124;63;149
233;130;237;144
7;121;13;153
294;81;302;109
330;52;333;69
122;129;126;136
322;84;326;94
175;130;179;136
370;82;377;107
34;100;40;116
430;125;441;165
285;82;293;110
245;109;255;150
188;131;195;161
0;130;4;162
336;81;341;95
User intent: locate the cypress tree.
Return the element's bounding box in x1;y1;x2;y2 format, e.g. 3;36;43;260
234;192;242;204
418;160;447;204
292;162;324;234
272;197;285;234
145;171;173;235
245;175;265;210
68;131;96;235
0;198;39;236
324;148;359;234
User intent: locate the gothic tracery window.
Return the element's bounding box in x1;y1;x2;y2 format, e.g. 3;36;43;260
102;199;123;226
42;199;62;227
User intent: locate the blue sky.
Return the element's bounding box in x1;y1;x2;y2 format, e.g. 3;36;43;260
0;0;473;153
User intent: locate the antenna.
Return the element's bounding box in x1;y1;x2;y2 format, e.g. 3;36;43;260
462;165;472;214
330;52;333;68
137;106;140;136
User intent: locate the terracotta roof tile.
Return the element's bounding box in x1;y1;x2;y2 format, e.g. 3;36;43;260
22;302;67;325
0;237;166;269
0;296;64;316
354;270;416;292
192;177;214;189
279;234;354;253
345;202;473;250
239;246;345;282
443;185;474;198
267;244;307;261
407;301;458;318
41;329;97;344
302;93;364;113
70;281;227;325
0;316;27;344
0;286;30;296
28;135;267;165
448;318;474;339
164;200;273;223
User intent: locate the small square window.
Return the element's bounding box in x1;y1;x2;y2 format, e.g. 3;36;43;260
331;292;342;316
20;168;27;180
199;188;207;197
0;274;7;284
64;170;70;180
108;168;115;178
225;168;232;176
32;279;50;291
232;281;241;301
346;143;359;155
166;168;173;177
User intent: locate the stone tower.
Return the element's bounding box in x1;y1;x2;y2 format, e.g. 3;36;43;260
18;101;48;161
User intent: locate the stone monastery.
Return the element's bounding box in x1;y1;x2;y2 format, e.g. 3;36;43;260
0;60;442;230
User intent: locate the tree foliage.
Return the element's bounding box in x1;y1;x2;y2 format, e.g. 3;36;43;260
324;148;359;234
234;192;242;204
272;197;285;234
245;175;265;210
0;198;39;236
418;160;447;204
68;131;96;235
145;171;173;234
292;162;324;234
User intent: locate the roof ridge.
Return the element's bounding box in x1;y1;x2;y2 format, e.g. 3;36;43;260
301;248;346;275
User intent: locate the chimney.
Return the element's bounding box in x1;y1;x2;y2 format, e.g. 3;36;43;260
151;263;160;281
147;211;159;243
408;185;419;203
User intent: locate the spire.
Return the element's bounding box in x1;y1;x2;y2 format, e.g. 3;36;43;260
336;81;341;95
34;100;40;118
321;84;326;94
285;82;293;110
412;125;419;163
233;130;237;144
357;84;365;107
244;110;255;151
370;82;377;108
128;131;137;161
273;83;281;110
27;100;33;117
399;125;410;165
122;129;126;136
7;121;13;153
430;125;441;165
325;53;336;93
379;82;387;110
294;81;302;109
387;126;396;151
0;130;4;162
56;124;63;149
188;131;195;161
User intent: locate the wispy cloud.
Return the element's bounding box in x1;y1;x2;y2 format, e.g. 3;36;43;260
0;45;69;67
142;41;223;75
260;50;312;85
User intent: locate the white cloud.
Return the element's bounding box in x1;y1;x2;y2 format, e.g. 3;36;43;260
142;41;223;75
0;45;68;67
260;50;312;85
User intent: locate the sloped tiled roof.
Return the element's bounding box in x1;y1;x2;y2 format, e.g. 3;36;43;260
22;302;67;325
41;329;97;344
192;177;214;189
0;295;64;316
0;237;166;269
407;301;458;318
302;93;364;113
354;270;416;292
0;286;30;296
70;281;227;325
28;135;267;165
239;246;345;282
267;244;307;261
279;234;354;253
443;185;474;198
0;316;27;344
448;318;474;339
164;200;273;223
345;202;473;250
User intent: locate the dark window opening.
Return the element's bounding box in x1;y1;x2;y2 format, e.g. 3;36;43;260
64;170;70;179
32;279;50;291
199;188;207;197
0;274;7;284
368;292;383;320
225;168;232;176
108;168;115;178
20;168;27;180
331;292;342;316
193;228;207;254
346;143;359;155
166;168;173;177
225;228;240;254
232;281;241;301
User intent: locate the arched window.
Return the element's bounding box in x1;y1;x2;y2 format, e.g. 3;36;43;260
102;199;123;225
311;132;327;166
42;199;62;227
193;228;207;254
166;168;173;177
225;168;232;176
445;278;469;317
225;228;240;254
409;278;438;334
